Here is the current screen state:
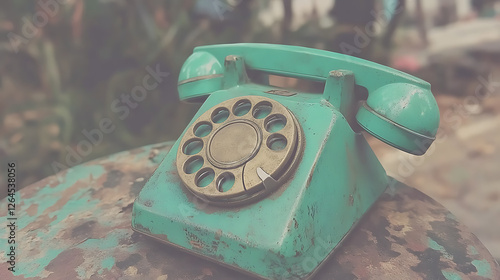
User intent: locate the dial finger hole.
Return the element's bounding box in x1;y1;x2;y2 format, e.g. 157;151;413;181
267;134;288;151
194;122;212;137
183;138;203;155
184;156;204;174
196;168;215;188
216;172;235;193
233;99;252;116
252;101;273;119
265;114;287;133
211;107;230;123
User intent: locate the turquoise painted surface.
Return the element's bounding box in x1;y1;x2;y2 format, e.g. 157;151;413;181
16;165;105;229
442;270;462;280
100;257;115;273
428;238;453;260
15;248;65;278
1;165;106;278
472;259;493;278
0;143;169;279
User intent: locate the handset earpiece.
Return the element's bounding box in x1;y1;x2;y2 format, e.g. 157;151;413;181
177;51;224;102
355;83;440;155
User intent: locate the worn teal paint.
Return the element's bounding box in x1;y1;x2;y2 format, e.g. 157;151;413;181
17;165;105;229
467;245;479;255
5;165;106;278
428;238;453;260
15;248;64;278
77;230;126;250
99;257;115;274
442;269;462;280
128;43;443;279
0;165;106;278
48;188;99;227
472;259;493;278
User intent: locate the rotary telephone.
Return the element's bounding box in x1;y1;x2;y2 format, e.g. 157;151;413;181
132;44;439;279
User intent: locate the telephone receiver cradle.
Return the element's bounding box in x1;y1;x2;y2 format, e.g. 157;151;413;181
132;44;440;279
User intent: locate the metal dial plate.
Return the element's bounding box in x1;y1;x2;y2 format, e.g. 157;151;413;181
176;96;303;206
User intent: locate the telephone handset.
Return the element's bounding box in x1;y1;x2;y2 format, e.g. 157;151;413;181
178;44;439;155
132;44;440;279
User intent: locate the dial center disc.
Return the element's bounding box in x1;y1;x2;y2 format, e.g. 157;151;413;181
208;120;261;169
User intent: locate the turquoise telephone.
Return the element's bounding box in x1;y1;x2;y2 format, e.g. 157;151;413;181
132;44;439;279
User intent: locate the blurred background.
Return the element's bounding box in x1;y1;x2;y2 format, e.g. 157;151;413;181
0;0;499;262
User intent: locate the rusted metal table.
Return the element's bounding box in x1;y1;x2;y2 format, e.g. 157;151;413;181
1;142;499;280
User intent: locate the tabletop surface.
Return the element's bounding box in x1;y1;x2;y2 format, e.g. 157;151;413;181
1;141;499;280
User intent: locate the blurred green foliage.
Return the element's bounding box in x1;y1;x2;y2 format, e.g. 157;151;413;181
0;0;278;189
0;0;389;189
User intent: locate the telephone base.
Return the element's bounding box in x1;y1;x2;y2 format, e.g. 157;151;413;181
132;89;388;279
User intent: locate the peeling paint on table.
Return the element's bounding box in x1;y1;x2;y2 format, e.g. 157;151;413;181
0;142;498;279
